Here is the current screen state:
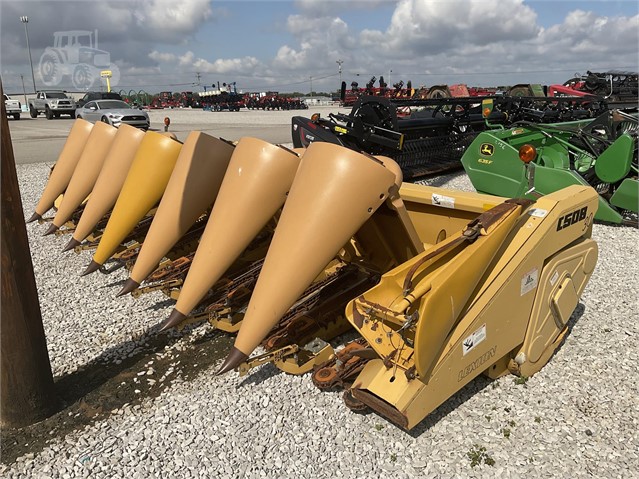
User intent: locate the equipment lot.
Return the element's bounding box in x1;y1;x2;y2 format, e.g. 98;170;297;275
7;106;342;164
3;110;638;478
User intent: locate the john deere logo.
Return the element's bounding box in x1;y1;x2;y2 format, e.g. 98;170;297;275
480;143;494;156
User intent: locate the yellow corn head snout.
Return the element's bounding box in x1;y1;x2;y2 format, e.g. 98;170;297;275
90;132;182;266
31;119;94;218
71;124;146;243
51;121;118;228
128;132;235;285
231;143;401;359
171;137;301;319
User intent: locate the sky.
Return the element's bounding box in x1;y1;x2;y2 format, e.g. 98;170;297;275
1;0;638;95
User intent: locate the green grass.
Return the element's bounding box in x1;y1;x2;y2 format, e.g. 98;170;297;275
467;444;495;467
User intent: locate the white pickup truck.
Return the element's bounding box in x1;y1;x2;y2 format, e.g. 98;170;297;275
28;90;76;119
4;94;21;120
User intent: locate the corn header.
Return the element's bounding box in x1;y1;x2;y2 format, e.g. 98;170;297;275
29;119;600;429
292;94;610;180
462;104;638;226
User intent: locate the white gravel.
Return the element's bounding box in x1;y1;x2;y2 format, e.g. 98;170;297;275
3;159;638;478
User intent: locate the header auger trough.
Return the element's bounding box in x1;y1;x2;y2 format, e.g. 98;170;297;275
292;94;610;181
462;103;638;226
30;119;600;430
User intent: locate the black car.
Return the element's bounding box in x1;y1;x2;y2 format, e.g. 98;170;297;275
76;91;123;108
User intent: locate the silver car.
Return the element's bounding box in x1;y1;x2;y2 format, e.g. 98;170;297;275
76;99;150;129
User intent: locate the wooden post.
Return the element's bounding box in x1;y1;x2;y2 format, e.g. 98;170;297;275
1;80;57;427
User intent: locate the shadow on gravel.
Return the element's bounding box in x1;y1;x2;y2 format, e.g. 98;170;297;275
144;298;176;312
1;301;589;464
0;322;233;466
238;363;281;386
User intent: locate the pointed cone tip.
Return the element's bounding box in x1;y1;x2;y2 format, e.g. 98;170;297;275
81;260;102;276
216;347;249;376
158;309;187;332
62;237;81;252
26;212;42;223
116;278;141;298
43;223;59;236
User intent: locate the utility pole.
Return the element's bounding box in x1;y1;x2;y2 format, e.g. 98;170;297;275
336;59;343;84
195;72;201;86
21;74;27;106
310;76;313;97
20;16;37;94
1;80;57;428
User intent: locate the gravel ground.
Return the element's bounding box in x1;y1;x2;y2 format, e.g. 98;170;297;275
2;157;638;478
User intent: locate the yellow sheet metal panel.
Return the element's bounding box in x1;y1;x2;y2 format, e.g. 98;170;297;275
400;183;507;245
413;203;523;378
129;133;235;284
348;185;599;429
71;124;146;242
92;132;182;265
33;119;94;216
173;137;301;317
52;121;118;227
233;142;400;358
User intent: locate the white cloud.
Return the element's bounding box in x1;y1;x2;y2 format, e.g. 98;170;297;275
134;0;214;35
1;0;637;93
192;56;263;75
146;48;264;76
272;15;356;71
535;10;639;58
148;51;177;63
360;0;540;57
179;51;196;66
294;0;391;17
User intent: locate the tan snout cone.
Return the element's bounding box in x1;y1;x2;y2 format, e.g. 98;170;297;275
123;133;235;293
217;143;400;374
29;119;94;221
162;137;301;329
49;121;118;231
85;132;182;272
66;124;146;248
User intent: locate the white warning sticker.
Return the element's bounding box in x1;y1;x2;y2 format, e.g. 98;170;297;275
550;270;559;286
432;193;455;209
527;208;548;218
462;324;486;356
521;267;539;295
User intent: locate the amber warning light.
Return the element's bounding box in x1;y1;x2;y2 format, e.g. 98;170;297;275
519;144;537;164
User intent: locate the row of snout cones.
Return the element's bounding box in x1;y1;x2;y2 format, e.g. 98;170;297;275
28;119;404;375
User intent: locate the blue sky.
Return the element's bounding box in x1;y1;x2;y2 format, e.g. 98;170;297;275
1;0;637;94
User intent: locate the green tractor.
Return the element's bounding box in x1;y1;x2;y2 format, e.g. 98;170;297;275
461;100;638;226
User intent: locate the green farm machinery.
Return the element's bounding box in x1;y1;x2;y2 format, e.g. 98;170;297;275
462;102;638;226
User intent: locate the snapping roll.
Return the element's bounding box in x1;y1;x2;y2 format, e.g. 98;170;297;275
28;119;94;222
161;137;301;329
218;143;401;373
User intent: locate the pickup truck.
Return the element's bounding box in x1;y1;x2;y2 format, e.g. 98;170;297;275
3;94;21;120
28;90;76;119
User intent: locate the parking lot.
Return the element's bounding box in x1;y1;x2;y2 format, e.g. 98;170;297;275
7;105;342;164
